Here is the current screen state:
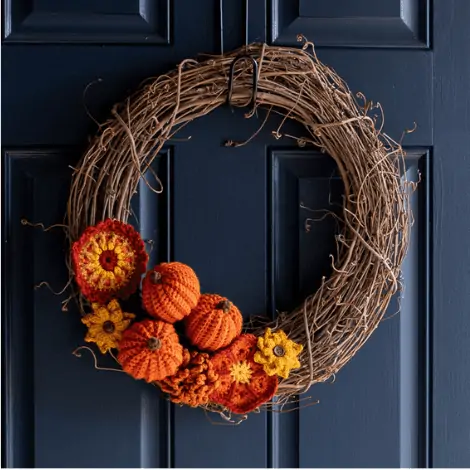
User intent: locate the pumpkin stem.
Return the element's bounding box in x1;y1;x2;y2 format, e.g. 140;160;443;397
150;271;162;284
147;337;162;351
216;300;232;313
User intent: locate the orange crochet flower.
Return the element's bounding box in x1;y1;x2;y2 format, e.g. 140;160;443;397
210;334;278;414
157;349;220;407
72;219;148;303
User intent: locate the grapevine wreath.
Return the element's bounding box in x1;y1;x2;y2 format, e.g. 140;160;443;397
67;38;414;419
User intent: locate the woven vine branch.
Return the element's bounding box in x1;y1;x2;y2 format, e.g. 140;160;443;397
67;38;414;404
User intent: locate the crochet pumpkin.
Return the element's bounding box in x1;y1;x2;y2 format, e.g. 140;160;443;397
72;219;148;303
142;262;200;323
157;349;220;407
185;294;243;351
210;334;278;414
117;319;183;382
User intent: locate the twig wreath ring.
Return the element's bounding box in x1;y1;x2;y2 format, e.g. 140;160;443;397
67;38;413;418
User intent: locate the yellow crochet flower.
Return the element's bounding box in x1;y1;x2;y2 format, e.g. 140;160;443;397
81;300;135;354
254;328;303;379
230;360;253;385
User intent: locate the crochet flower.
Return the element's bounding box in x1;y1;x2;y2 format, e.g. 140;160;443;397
157;349;220;407
72;219;148;303
254;328;303;379
210;334;278;414
81;300;135;354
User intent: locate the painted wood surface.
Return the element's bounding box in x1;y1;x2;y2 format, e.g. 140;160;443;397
3;0;469;467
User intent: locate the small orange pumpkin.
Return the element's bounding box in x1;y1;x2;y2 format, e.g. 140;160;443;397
185;294;243;351
117;319;183;382
142;262;200;323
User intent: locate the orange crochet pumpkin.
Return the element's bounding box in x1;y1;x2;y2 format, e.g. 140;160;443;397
185;294;243;351
157;349;220;407
117;319;183;382
142;262;200;323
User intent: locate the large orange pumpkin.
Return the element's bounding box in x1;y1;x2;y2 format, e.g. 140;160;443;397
117;319;183;382
142;262;200;323
185;294;243;351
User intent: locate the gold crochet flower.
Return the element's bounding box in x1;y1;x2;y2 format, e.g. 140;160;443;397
81;300;135;354
230;360;253;384
254;328;303;379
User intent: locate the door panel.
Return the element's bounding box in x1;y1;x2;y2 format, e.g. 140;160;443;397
295;152;429;468
271;0;429;48
3;150;172;468
4;0;170;44
3;0;470;468
270;149;428;468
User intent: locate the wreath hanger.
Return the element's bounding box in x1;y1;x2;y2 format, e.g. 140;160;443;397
227;54;259;113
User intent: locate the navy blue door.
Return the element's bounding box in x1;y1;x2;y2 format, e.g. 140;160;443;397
3;0;470;467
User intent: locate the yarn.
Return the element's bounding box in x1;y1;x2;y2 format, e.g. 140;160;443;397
210;334;278;414
81;299;135;354
185;294;242;351
72;219;148;303
254;328;303;379
157;349;220;407
142;262;200;323
118;319;183;382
